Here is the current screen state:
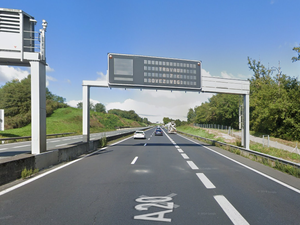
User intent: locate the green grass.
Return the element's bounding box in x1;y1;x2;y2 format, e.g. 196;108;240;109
21;168;39;179
0;107;146;139
178;125;300;177
176;125;215;139
177;125;300;163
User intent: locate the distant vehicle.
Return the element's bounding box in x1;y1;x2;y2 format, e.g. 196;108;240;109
166;121;177;134
133;130;146;139
155;129;163;136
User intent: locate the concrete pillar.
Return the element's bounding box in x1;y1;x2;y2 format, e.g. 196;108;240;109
82;85;90;142
30;61;46;154
243;94;250;150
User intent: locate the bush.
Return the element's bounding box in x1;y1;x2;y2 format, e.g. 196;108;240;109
21;167;39;179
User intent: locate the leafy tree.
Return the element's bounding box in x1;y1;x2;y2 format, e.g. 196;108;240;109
193;94;240;129
163;117;172;124
292;45;300;62
187;108;196;123
174;119;182;126
77;102;83;109
248;58;300;140
142;117;150;125
0;75;66;129
94;103;106;113
108;109;145;123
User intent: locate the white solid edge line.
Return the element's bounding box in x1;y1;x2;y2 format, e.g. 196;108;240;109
187;161;199;170
196;173;216;189
181;153;189;159
178;133;300;194
214;195;249;225
131;156;138;165
0;133;135;196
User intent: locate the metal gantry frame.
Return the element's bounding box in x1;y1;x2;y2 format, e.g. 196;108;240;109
0;8;48;154
82;78;250;150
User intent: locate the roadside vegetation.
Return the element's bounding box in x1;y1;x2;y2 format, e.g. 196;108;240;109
187;57;300;142
0;107;148;138
0;74;151;139
177;125;300;163
21;167;39;179
177;125;300;177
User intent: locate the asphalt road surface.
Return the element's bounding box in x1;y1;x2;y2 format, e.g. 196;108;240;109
0;127;300;224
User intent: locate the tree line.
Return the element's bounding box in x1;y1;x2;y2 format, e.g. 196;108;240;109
187;51;300;141
0;75;67;129
163;117;186;127
76;103;151;125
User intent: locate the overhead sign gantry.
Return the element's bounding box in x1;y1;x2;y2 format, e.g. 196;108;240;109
82;53;250;150
0;8;47;154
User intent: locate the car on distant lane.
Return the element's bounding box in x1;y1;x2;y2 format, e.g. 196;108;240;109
155;129;163;136
133;130;146;139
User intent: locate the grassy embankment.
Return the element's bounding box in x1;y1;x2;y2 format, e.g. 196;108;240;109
177;125;300;164
0;107;146;138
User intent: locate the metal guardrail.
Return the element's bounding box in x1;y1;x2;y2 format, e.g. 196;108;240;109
177;131;300;169
0;132;75;141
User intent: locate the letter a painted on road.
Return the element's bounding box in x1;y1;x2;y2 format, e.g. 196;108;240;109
134;209;173;222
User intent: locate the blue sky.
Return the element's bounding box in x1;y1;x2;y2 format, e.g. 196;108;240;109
1;0;300;123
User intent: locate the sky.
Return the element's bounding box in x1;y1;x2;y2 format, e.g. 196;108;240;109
0;0;300;123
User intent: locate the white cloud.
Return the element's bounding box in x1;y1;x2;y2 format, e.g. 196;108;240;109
220;71;234;78
96;71;108;82
46;75;57;87
46;65;54;72
0;66;29;84
201;68;212;77
142;89;184;99
67;98;100;108
106;93;212;123
0;65;57;87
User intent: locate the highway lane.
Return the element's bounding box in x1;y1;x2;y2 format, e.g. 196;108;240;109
0;127;145;159
0;127;300;224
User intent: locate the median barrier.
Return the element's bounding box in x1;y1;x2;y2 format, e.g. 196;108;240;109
0;128;149;186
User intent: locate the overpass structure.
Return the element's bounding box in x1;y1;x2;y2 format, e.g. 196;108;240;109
82;53;250;149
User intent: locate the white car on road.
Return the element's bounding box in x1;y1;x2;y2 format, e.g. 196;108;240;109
133;131;146;139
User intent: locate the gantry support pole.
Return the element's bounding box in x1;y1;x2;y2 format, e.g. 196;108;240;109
243;94;250;150
82;85;90;142
30;61;47;154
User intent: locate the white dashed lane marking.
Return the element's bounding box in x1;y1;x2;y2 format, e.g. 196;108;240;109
177;148;184;153
214;195;249;225
181;153;189;159
196;173;216;189
186;161;199;170
13;145;30;148
131;157;138;165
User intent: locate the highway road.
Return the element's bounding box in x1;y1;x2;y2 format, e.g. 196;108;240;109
0;127;300;224
0;128;143;159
